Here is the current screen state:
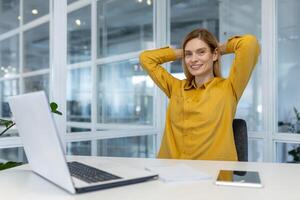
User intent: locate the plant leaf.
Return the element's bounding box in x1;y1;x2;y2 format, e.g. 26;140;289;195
0;119;14;128
50;102;63;115
294;107;300;121
0;161;22;171
50;102;58;111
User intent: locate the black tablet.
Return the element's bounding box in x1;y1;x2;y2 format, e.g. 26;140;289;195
215;170;263;188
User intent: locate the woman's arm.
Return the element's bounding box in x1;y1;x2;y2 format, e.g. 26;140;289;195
226;35;260;101
139;47;181;98
218;43;227;56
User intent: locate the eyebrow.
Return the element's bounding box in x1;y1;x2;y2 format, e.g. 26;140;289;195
185;47;207;52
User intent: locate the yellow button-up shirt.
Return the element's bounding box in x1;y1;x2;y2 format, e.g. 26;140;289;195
139;35;260;161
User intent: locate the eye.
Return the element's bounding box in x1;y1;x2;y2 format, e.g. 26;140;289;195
185;51;192;57
196;50;206;55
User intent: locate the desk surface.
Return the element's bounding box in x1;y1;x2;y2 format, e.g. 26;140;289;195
0;156;299;200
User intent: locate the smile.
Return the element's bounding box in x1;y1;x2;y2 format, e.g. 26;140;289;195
190;64;203;70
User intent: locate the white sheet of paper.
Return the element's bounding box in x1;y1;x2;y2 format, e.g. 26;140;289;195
145;164;212;182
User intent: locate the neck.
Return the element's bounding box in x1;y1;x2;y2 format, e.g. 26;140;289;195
194;73;214;87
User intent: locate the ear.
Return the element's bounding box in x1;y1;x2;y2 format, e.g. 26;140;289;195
212;49;218;62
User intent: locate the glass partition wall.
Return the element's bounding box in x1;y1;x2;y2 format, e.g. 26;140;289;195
275;0;300;163
66;0;156;157
0;0;50;163
0;0;156;161
1;0;300;164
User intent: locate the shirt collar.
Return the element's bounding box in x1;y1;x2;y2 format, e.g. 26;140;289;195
184;78;215;90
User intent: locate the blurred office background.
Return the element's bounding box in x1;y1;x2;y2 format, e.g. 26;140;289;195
0;0;299;164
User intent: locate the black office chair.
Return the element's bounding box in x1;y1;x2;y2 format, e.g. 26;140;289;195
232;119;248;176
232;119;248;162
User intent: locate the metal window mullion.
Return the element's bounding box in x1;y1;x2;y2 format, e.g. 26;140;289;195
0;82;2;116
0;137;23;149
0;29;20;42
261;0;277;162
49;0;53;98
248;132;266;140
50;0;67;151
21;15;50;32
19;0;24;94
101;1;108;57
19;0;25;94
272;133;300;143
98;0;106;126
22;69;50;78
67;61;92;70
95;52;140;65
252;69;259;130
67;0;91;13
67;121;155;130
153;0;169;153
0;74;21;82
64;130;158;143
19;35;24;93
91;0;97;156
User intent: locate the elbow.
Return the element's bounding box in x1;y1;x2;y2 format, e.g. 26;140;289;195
139;50;154;72
244;34;257;41
245;34;259;46
243;34;260;55
139;50;150;65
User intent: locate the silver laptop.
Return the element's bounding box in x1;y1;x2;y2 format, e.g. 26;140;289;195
8;91;158;194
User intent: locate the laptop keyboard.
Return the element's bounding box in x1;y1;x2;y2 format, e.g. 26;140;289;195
67;161;121;183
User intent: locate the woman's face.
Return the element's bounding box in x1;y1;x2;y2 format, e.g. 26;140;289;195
184;38;218;77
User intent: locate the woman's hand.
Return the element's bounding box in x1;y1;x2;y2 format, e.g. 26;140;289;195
173;48;183;59
218;43;227;55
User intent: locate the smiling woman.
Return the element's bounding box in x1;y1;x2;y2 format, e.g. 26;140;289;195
139;28;260;161
182;29;221;87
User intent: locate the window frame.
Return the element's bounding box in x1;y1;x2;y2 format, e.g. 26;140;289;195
2;0;300;163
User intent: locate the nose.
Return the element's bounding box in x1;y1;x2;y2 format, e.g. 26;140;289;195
191;53;199;63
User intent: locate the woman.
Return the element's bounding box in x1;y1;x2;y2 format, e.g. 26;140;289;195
139;28;260;161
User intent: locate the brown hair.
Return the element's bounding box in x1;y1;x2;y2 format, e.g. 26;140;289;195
182;28;222;81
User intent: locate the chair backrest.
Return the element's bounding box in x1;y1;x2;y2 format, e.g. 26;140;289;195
232;119;248;162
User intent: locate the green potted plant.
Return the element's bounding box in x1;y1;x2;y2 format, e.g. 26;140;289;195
293;107;300;133
0;102;62;171
288;145;300;163
0;161;23;171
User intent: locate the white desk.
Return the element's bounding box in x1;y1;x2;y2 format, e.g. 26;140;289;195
0;156;299;200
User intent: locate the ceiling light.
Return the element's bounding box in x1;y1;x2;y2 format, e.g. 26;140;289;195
32;9;39;15
146;0;151;6
75;19;81;26
137;0;143;2
17;16;21;20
